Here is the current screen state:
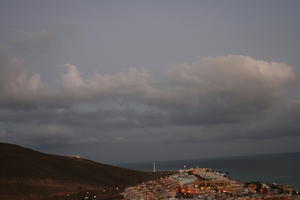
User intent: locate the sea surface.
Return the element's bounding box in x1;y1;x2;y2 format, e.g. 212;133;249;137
119;153;300;189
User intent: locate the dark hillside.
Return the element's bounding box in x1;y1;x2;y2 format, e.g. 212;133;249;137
0;143;168;200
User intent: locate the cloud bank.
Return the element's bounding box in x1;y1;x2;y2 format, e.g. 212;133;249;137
0;51;299;156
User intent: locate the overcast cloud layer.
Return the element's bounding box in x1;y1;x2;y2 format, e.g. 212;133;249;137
1;0;300;163
1;47;300;162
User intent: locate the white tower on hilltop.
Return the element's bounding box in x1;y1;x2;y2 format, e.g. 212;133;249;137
153;162;156;173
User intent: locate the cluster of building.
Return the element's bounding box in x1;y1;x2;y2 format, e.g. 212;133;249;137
121;168;300;200
121;176;180;200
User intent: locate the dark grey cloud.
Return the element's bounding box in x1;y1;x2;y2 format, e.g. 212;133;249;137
1;0;300;163
0;47;299;161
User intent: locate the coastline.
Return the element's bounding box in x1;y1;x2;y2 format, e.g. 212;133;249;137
118;152;300;189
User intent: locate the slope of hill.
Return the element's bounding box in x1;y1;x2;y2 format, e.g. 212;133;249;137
0;143;168;200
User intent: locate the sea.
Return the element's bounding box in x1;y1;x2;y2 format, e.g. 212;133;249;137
118;152;300;189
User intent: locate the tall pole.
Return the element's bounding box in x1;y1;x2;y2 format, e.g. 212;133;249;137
153;162;156;173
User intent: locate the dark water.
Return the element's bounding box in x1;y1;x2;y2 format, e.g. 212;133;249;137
118;153;300;189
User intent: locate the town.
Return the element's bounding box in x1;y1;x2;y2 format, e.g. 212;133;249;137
122;168;300;200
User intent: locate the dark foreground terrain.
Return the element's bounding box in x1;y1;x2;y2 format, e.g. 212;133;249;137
0;143;169;200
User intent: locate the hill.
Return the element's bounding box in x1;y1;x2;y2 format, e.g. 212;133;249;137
0;143;168;200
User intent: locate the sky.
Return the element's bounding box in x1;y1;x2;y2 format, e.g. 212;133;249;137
0;0;300;164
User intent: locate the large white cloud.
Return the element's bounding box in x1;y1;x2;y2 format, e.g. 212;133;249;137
152;55;296;108
1;53;296;112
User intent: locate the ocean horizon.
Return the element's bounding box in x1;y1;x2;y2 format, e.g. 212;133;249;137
118;152;300;189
